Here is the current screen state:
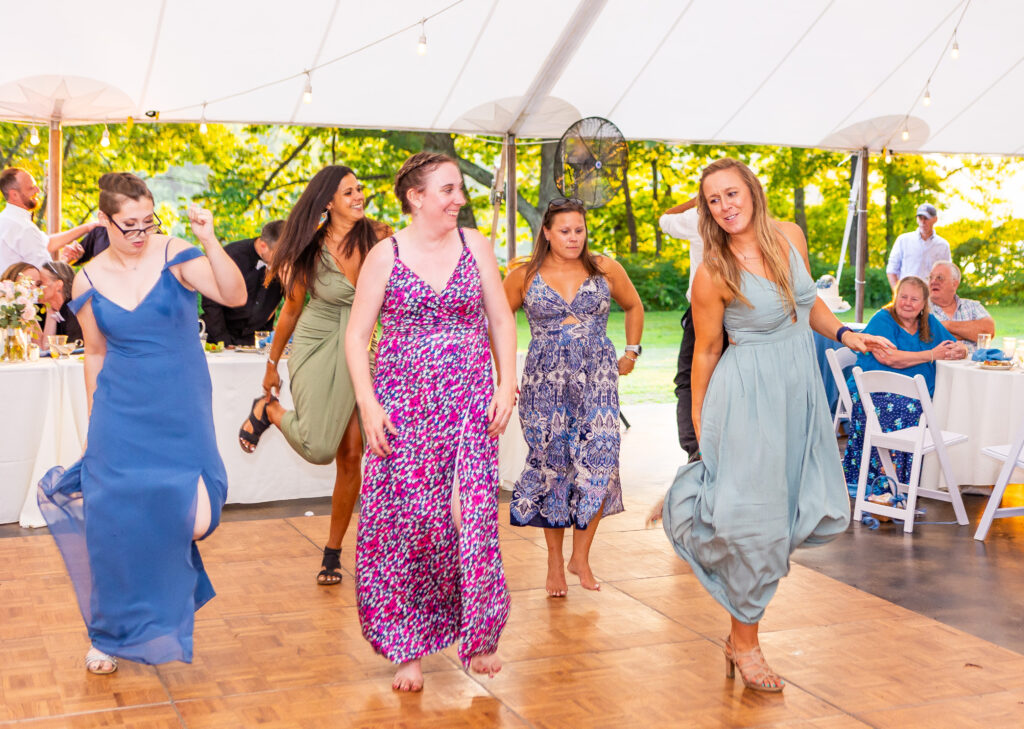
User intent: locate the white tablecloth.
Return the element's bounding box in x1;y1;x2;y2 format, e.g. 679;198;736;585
497;353;528;491
926;360;1024;487
4;352;337;527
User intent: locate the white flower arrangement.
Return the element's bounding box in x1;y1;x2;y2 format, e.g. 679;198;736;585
0;274;40;330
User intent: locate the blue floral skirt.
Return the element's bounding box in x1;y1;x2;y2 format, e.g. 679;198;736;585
841;390;922;496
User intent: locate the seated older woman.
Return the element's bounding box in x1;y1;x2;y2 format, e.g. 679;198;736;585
841;275;967;492
40;261;83;343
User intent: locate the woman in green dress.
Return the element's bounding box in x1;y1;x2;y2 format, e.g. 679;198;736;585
238;165;390;585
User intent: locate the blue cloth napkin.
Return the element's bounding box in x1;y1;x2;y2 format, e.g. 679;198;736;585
971;347;1010;362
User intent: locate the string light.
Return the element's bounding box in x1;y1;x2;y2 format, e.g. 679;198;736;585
923;85;931;106
29;126;40;146
951;33;960;60
199;103;208;134
901;126;910;142
302;72;313;104
100;125;110;147
417;19;427;56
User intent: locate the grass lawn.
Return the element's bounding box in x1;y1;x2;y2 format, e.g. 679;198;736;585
516;304;1024;406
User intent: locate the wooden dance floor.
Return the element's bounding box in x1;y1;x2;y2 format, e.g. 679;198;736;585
4;495;1024;729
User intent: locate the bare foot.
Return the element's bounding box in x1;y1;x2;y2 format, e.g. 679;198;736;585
546;556;567;597
392;659;423;692
567;558;600;591
469;652;502;678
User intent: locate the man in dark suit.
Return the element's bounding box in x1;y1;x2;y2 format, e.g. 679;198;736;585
201;220;285;346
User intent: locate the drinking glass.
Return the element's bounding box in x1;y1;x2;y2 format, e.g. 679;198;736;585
255;331;271;351
1003;337;1017;358
977;333;992;350
48;334;67;358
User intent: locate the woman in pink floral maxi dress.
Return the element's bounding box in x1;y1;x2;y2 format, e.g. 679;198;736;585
345;153;518;692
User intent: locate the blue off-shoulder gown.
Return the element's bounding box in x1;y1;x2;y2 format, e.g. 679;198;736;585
37;243;227;664
662;241;850;625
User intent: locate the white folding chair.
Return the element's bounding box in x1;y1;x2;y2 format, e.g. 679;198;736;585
851;367;970;533
974;414;1024;541
825;346;857;434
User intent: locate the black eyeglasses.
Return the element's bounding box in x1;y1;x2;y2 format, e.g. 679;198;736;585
547;197;584;211
109;213;162;242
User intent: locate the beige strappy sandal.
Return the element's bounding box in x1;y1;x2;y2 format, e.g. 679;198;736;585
723;637;785;692
85;646;118;675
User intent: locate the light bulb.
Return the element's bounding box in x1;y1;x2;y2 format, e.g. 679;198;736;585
923;87;931;106
101;126;110;147
901;127;910;142
951;37;960;60
302;73;313;104
417;19;427;56
29;127;40;146
199;121;208;134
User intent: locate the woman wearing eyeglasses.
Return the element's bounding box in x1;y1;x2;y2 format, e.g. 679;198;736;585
37;172;246;675
503;197;644;597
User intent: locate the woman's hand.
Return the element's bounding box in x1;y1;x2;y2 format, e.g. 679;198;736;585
262;362;282;397
617;355;636;376
931;340;963;362
187;204;217;247
361;397;398;457
842;331;894;355
486;382;516;438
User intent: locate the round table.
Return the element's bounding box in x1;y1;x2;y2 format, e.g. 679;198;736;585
925;360;1024;487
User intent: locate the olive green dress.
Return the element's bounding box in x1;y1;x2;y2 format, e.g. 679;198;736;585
279;249;358;465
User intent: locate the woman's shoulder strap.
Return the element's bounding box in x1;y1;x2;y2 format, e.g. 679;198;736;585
390;236;399;259
163;242;204;270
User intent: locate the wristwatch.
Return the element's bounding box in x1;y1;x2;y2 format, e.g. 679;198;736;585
625;344;642;357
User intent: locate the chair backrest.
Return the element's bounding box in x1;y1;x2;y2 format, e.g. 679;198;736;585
825;346;857;412
852;366;933;443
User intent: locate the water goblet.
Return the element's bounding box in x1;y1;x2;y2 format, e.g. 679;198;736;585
255;330;271;351
1003;337;1017;358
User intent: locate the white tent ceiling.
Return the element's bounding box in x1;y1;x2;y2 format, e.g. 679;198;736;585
1;0;1020;155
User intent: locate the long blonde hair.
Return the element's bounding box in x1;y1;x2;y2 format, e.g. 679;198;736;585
884;276;933;343
697;158;795;315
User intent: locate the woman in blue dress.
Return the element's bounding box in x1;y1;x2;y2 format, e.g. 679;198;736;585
37;173;246;674
652;159;892;692
503;198;644;597
842;276;966;491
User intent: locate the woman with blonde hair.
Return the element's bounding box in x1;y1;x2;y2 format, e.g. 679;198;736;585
653;158;892;692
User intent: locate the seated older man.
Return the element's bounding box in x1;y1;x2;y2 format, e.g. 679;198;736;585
928;260;994;353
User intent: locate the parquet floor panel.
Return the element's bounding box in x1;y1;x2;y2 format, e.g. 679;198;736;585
4;513;1024;728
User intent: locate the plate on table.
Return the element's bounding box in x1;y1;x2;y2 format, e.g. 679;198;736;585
234;346;263;354
978;360;1015;371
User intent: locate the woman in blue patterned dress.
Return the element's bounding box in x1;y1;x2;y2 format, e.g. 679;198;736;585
841;276;966;492
503;198;644;597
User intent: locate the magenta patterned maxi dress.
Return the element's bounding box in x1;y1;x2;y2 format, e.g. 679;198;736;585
356;230;510;667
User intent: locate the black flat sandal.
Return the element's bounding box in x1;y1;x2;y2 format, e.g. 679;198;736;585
317;546;343;586
239;396;275;454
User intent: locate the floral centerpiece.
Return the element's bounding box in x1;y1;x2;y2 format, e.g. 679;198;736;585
0;274;40;362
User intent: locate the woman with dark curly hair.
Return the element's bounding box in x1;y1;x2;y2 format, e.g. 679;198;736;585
238;165;391;585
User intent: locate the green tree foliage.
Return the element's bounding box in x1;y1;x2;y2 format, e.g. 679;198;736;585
3;121;1022;308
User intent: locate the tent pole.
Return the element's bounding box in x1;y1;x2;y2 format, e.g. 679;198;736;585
489;137;508;250
506;133;517;260
854;148;868;323
46;120;62;235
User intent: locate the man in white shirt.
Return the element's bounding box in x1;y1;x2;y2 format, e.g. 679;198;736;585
886;203;951;293
660;197;721;461
0;167;96;273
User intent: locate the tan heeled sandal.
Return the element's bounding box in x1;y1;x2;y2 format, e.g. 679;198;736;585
723;637;785;692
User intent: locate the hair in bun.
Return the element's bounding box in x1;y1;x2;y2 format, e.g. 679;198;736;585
98;172;153;216
393;152;456;214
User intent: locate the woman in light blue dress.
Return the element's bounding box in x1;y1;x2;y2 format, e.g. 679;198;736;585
654;159;892;692
37;173;246;674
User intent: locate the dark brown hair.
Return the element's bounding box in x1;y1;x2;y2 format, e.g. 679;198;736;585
268;166;379;298
42;261;75;300
884;275;933;343
0;168;25;200
98;172;154;216
1;261;40;283
394;152;457;214
521;198;601;289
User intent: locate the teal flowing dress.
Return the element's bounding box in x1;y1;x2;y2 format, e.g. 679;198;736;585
662;239;850;624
